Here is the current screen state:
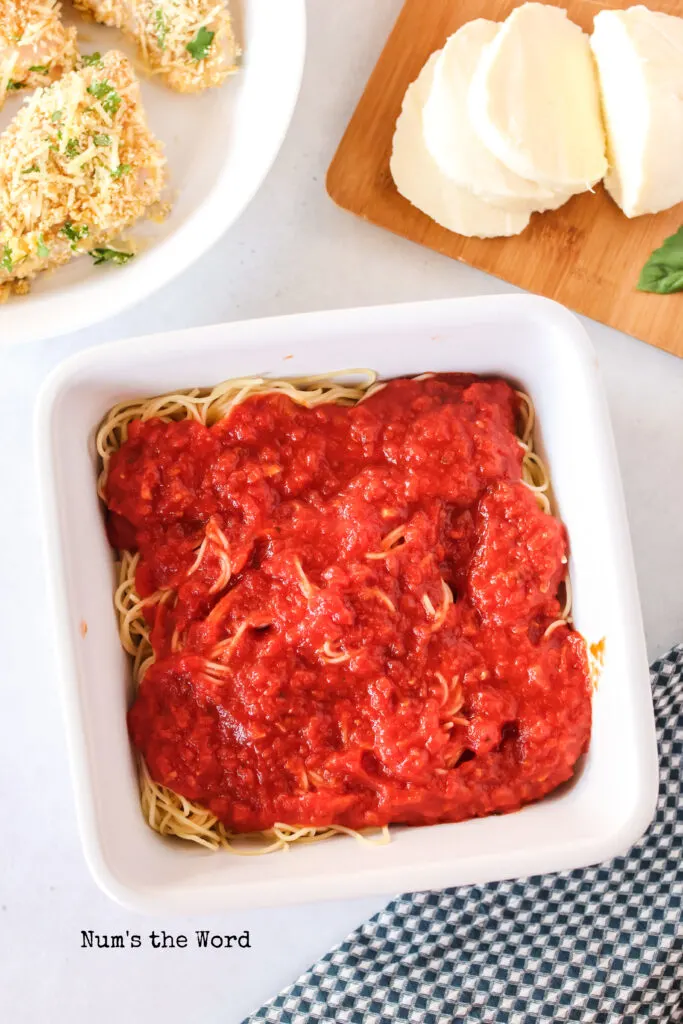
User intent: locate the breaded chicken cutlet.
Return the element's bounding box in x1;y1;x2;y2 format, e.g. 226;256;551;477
0;0;78;109
0;50;165;285
73;0;239;92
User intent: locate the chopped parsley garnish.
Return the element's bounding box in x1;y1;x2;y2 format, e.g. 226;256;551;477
6;80;25;91
1;245;13;273
102;92;121;117
64;138;79;159
186;26;215;61
87;80;121;117
51;109;63;123
82;52;102;67
61;221;89;250
90;247;134;266
103;92;121;116
111;163;131;179
21;165;39;174
28;64;50;74
93;134;111;147
87;80;110;99
36;234;50;259
154;9;168;50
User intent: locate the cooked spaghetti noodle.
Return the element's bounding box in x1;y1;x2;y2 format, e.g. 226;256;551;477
98;372;578;854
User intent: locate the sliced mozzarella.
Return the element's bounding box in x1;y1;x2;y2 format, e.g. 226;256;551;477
423;19;562;210
591;6;683;218
390;54;531;239
470;3;606;190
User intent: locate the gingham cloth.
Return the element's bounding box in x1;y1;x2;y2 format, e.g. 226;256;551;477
245;645;683;1024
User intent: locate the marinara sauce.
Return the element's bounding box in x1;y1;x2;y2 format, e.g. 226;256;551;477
106;376;592;833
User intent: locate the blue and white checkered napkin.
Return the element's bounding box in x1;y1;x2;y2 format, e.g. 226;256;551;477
244;646;683;1024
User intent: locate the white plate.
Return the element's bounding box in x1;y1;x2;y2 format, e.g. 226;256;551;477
36;295;658;912
0;0;306;345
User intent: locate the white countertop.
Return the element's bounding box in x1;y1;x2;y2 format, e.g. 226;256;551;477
2;3;683;1021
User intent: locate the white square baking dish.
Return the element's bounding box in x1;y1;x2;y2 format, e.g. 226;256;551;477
36;295;658;913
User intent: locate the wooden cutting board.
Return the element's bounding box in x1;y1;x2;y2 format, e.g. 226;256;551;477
327;0;683;357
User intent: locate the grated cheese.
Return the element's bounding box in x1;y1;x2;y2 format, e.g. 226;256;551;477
0;49;166;283
73;0;240;92
0;0;78;108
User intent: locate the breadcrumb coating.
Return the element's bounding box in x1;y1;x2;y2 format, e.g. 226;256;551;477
74;0;239;92
0;0;78;108
0;49;166;283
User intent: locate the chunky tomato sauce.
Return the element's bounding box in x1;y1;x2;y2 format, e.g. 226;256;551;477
106;376;592;833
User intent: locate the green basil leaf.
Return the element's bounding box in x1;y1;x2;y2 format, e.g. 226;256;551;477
637;227;683;294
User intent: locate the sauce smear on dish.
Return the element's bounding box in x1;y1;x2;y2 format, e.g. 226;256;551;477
105;376;592;833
